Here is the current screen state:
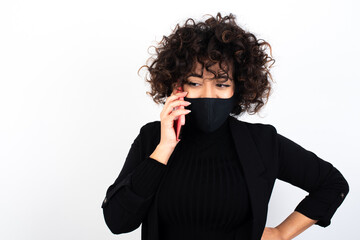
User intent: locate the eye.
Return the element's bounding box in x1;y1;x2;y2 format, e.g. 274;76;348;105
216;84;231;88
185;81;200;87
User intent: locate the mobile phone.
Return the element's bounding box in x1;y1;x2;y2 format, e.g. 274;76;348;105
173;86;186;141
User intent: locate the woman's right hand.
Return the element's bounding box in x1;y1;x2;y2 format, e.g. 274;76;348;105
159;91;191;149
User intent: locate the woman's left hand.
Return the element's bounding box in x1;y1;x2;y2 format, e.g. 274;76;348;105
261;227;286;240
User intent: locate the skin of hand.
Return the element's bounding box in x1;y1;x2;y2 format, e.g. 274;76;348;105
261;211;318;240
149;91;191;165
159;91;191;149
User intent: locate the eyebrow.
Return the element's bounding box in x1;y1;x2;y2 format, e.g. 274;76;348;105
187;74;232;82
188;72;229;77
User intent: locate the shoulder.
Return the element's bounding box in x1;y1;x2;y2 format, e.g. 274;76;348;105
229;115;277;138
132;120;161;155
140;120;160;132
138;120;161;140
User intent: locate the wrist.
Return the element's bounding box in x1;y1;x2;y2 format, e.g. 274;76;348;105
149;144;175;165
275;226;289;240
158;141;176;150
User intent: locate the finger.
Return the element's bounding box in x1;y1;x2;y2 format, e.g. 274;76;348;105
161;92;188;117
164;100;191;116
169;109;191;121
166;91;188;106
164;99;189;113
169;99;190;110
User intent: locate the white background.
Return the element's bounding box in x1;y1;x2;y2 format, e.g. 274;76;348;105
0;0;359;239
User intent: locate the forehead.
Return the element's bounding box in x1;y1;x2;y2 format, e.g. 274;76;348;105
192;59;233;74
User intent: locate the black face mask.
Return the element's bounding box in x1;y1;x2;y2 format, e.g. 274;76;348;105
184;92;237;133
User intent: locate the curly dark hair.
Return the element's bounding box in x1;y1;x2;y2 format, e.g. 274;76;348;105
138;12;275;116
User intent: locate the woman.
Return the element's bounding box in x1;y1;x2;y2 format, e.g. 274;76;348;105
101;13;349;240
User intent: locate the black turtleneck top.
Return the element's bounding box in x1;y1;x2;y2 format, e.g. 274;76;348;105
130;114;252;239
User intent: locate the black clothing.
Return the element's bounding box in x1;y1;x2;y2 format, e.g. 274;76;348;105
156;116;251;239
101;116;349;240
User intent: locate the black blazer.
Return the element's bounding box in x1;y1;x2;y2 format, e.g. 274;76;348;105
101;116;349;240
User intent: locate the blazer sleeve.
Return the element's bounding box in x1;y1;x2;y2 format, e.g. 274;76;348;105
274;128;349;227
101;124;167;234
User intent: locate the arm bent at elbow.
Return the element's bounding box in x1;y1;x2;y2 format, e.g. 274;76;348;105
275;131;349;228
101;124;167;234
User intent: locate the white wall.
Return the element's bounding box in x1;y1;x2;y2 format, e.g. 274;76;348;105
0;0;358;239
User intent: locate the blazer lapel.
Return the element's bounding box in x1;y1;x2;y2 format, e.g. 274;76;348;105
229;116;268;240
